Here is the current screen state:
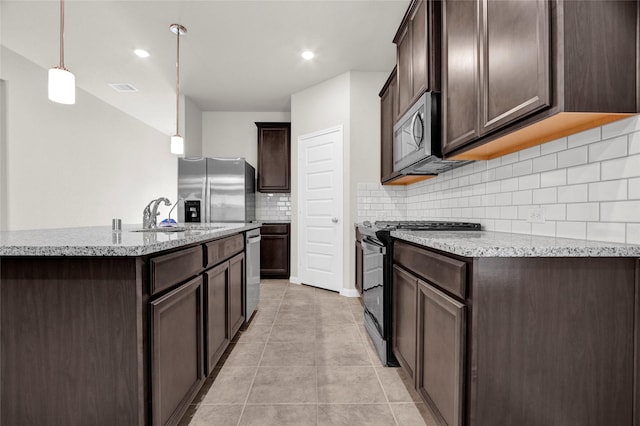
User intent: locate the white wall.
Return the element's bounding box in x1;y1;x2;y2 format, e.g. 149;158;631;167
184;96;202;158
0;47;178;230
291;71;386;291
357;115;640;244
202;111;291;167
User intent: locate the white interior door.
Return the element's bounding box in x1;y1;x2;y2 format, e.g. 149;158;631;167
298;126;343;292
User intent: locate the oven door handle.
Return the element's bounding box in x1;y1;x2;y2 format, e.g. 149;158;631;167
362;240;386;255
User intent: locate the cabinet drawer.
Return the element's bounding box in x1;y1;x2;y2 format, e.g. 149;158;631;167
205;234;244;267
261;224;289;235
394;241;467;299
150;246;203;296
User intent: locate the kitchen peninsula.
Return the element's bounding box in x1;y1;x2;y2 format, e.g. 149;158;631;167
0;223;260;426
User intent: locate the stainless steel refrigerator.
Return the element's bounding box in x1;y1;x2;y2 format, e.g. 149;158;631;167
177;157;256;223
178;157;260;321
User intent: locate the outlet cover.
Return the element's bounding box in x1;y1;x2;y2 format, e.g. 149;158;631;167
527;207;545;223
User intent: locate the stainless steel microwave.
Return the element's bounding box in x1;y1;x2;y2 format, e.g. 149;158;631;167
393;92;472;175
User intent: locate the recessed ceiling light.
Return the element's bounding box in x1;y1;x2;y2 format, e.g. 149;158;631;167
134;49;150;58
301;50;315;60
109;83;138;93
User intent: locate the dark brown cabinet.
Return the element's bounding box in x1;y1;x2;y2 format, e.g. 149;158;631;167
391;265;418;383
393;239;639;425
417;279;465;426
260;223;290;279
394;0;439;118
442;0;550;154
150;276;204;426
380;69;398;184
256;122;291;193
445;0;639;160
204;262;230;373
228;252;245;337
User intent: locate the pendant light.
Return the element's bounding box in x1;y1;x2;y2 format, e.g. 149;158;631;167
48;0;75;104
170;24;186;155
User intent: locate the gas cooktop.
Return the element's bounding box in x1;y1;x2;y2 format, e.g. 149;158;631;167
363;220;481;231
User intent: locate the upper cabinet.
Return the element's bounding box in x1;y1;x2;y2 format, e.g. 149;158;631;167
380;68;399;184
444;0;639;160
256;122;291;193
394;0;441;119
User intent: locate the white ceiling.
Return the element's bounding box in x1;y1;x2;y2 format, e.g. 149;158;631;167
1;0;409;135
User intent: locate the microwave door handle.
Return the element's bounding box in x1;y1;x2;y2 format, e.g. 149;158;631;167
410;111;420;149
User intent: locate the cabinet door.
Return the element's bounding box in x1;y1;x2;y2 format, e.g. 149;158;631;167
417;280;465;426
151;276;204;426
204;262;230;374
410;0;428;99
260;234;290;278
380;70;397;183
228;253;245;338
392;265;418;382
396;24;413;118
355;240;363;295
480;0;550;135
442;0;480;153
256;123;291;193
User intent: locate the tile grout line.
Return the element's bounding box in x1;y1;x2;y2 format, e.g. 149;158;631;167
235;283;287;426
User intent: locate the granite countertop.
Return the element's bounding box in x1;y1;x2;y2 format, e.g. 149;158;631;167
0;223;261;257
391;230;640;258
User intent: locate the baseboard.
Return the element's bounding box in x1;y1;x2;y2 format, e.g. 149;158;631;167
289;276;302;284
340;288;360;298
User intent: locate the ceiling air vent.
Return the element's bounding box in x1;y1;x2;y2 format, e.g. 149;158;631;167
108;83;138;93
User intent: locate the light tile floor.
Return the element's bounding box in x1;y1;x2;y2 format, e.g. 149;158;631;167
179;279;437;426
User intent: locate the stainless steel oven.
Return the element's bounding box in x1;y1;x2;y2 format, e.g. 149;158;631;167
359;221;481;366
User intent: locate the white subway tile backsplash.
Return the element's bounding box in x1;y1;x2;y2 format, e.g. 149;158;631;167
568;127;601;148
601;155;640;180
518;174;540;190
567;203;599;221
600;200;640;222
567;163;600;184
532;187;557;204
602;115;640;139
629;132;640;155
557;184;588;203
540;169;567;188
589;180;628;201
589;136;628;162
556;222;587;240
557;146;588;168
587;222;626;243
357;116;640;244
540;137;567;155
627;224;640;244
532;153;557;172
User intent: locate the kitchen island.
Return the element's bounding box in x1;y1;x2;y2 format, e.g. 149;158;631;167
387;229;640;426
0;222;260;426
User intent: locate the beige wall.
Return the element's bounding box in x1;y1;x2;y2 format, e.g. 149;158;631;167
0;47;178;230
290;71;386;292
202;111;291;167
184;96;203;158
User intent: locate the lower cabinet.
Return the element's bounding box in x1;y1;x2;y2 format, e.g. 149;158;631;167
260;223;290;278
204;262;230;374
355;239;363;295
392;265;418;383
228;252;245;337
150;276;204;426
417;279;465;426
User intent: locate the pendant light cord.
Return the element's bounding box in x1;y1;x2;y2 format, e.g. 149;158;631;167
175;28;180;136
59;0;65;69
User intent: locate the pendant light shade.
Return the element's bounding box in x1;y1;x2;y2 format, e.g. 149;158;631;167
170;24;186;155
170;135;184;155
48;0;75;104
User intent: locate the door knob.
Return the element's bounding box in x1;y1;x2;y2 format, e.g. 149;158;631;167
331;217;339;223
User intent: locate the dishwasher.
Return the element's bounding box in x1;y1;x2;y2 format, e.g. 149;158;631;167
244;228;261;321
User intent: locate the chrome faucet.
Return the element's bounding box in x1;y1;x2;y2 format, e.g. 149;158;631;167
143;197;171;229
